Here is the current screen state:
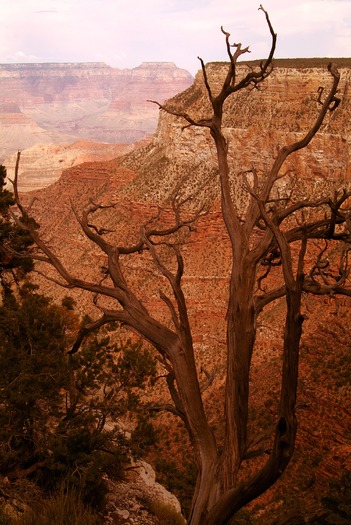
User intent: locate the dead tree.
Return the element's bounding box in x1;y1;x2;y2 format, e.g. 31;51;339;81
12;7;351;525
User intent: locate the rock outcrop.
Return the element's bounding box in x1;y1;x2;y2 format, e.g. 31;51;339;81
103;460;184;524
4;138;150;192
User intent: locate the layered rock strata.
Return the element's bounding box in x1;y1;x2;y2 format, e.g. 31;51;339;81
0;62;193;160
4;138;149;192
18;59;351;523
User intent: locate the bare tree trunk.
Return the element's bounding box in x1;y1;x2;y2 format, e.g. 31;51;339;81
11;8;350;525
201;271;304;525
220;263;257;490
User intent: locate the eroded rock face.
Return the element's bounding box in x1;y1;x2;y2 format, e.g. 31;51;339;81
0;62;193;160
103;460;184;525
150;60;351;195
21;60;351;379
18;60;351;523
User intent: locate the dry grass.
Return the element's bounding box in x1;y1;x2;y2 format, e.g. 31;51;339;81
13;485;101;525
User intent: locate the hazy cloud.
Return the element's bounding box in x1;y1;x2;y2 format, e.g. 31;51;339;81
0;0;350;73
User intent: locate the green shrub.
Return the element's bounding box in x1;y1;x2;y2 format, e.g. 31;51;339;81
155;459;196;515
0;287;157;507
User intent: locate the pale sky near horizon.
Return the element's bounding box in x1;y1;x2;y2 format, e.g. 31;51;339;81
0;0;350;75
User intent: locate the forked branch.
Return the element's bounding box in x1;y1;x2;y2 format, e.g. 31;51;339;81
149;5;276;131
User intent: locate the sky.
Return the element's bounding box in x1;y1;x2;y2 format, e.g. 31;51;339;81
0;0;350;74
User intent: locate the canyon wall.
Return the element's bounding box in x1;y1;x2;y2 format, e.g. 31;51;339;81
0;61;193;161
18;59;351;523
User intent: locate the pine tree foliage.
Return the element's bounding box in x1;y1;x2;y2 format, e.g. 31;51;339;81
0;285;157;499
0;165;34;290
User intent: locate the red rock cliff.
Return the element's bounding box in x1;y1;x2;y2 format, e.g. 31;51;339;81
19;59;351;523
